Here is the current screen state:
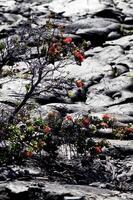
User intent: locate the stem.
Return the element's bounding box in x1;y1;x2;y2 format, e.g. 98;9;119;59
8;65;43;123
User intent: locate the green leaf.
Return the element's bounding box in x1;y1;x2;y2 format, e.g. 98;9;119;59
25;83;30;92
0;42;5;51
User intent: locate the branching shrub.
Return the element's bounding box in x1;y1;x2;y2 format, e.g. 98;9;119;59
0;18;85;123
1;17;133;166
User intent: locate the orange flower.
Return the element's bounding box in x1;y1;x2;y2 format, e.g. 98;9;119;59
95;146;102;154
65;115;73;121
100;122;108;128
75;80;84;88
102;114;110;121
47;111;55;118
74;50;85;62
63;37;72;44
44;126;51;134
82;118;90;127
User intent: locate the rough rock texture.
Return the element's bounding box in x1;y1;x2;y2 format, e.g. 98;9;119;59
0;181;133;200
1;0;133;199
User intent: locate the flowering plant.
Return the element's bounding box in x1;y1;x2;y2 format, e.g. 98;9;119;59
1;103;132;164
63;37;73;44
73;50;85;64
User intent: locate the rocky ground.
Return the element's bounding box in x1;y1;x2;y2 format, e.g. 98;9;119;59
1;0;133;199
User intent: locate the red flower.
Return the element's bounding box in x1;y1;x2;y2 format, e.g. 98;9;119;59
63;37;72;44
126;127;133;133
102;114;110;121
100;122;108;128
24;151;33;158
74;50;85;62
75;80;84;88
65;115;73;121
95;146;102;154
44;126;51;134
82;118;90;127
48;43;58;55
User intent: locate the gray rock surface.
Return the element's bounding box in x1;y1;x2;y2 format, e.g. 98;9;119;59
1;0;133;199
0;181;133;200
